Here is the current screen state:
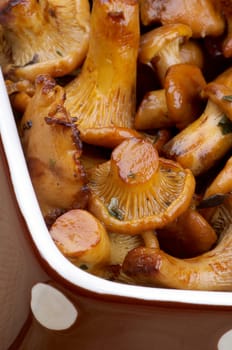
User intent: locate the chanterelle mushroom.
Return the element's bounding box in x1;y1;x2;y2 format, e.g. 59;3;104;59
64;0;141;148
20;75;88;224
140;0;225;38
122;195;232;291
163;67;232;176
0;0;90;81
139;23;192;85
88;138;195;235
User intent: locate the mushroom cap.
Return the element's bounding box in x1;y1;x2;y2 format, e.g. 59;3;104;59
139;23;192;64
88;138;195;235
164;63;206;129
140;0;225;38
64;0;140;148
1;0;90;80
20;75;88;222
157;208;217;258
50;209;111;269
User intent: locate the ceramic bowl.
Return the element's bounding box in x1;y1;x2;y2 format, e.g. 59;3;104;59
1;69;232;350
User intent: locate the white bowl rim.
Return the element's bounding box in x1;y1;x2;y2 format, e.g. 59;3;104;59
1;69;232;307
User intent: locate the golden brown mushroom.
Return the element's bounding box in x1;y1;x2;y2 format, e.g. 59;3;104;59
0;0;90;81
157;208;217;258
204;156;232;199
5;78;35;113
88;138;195;235
135;63;206;131
218;0;232;57
179;40;205;70
163;67;232;176
122;196;232;291
134;89;173;130
20;75;88;224
140;0;225;38
50;209;111;272
164;63;206;129
64;0;141;148
139;23;192;85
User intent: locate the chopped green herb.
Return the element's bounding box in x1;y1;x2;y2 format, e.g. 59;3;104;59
49;158;56;170
22;120;33;130
56;49;63;56
217;114;232;135
127;172;136;178
222;95;232;102
197;193;230;209
79;264;88;270
107;197;124;220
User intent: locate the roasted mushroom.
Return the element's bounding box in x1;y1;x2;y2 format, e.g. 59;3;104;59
139;23;192;85
164;63;206;129
5;78;35;113
204;156;232;199
163;68;232;176
88;138;195;235
218;0;232;57
136;63;206;131
64;0;141;148
122;195;232;291
134;89;173;130
179;40;204;69
157;208;217;258
0;0;90;81
140;0;225;38
50;209;111;272
20;75;88;224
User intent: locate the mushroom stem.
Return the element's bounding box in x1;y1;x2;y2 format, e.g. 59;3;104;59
142;230;160;249
122;198;232;290
163;100;232;176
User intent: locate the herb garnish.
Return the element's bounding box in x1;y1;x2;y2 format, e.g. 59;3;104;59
22;120;33;130
79;264;88;270
127;172;136;178
56;49;63;57
107;197;124;220
222;95;232;102
217;114;232;135
49;158;56;170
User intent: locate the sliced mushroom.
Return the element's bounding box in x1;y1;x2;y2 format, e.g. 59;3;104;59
20;75;88;224
88;138;195;235
0;0;90;80
50;209;111;271
163;68;232;176
140;0;225;38
64;0;141;148
122;196;232;291
139;23;192;85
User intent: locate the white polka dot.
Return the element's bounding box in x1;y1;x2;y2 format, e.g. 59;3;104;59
218;329;232;350
31;283;78;330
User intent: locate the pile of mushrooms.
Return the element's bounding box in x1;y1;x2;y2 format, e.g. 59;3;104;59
5;0;232;291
